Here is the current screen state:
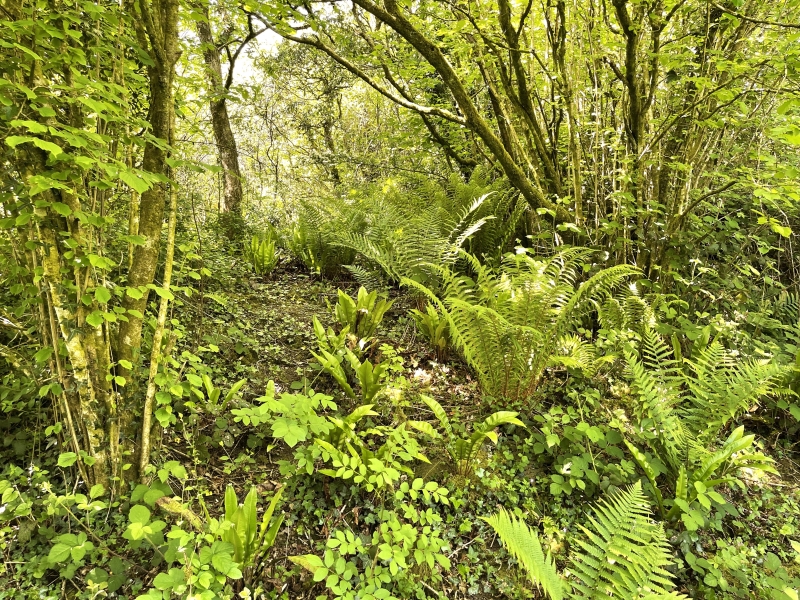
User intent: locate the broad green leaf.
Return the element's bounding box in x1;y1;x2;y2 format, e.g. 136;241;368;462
57;452;77;467
48;543;72;563
94;286;112;304
129;504;151;525
119;170;151;194
86;311;104;327
5;135;33;148
51;202;72;216
32;138;62;156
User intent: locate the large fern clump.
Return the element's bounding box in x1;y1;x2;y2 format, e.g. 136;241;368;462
334;169;523;287
484;482;686;599
409;248;638;403
625;328;785;465
431;167;527;263
622;328;785;521
287;197;361;277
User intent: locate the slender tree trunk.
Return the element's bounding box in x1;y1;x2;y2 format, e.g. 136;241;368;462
195;2;244;217
139;178;178;480
118;0;180;468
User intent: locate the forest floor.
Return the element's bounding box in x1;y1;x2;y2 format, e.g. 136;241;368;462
158;269;500;595
140;267;800;598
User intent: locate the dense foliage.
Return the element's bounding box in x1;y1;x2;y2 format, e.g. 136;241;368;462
2;0;800;598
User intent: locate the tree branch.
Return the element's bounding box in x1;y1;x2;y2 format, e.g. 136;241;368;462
251;13;466;124
711;3;800;29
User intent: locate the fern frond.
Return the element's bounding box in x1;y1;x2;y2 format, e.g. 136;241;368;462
551;334;598;377
624;339;685;471
483;509;563;600
570;482;681;600
681;352;786;441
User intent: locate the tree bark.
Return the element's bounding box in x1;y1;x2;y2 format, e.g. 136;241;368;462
118;0;180;460
195;2;244;217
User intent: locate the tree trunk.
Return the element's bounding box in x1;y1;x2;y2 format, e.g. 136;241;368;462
195;2;244;218
118;0;181;469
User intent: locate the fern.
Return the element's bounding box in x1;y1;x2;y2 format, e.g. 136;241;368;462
411;394;524;476
288;197;359;277
482;509;563;600
570;483;682;599
625;328;786;469
681;341;785;442
333;193;488;287
484;483;685;600
408;248;639;402
624;327;784;524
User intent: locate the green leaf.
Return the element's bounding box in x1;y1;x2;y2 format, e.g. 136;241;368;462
153;286;174;301
129;504;151;525
771;223;792;238
90;484;105;499
94;286;112;304
5;135;33;148
57;452;77;467
51;202;72;216
199;542;236;573
86;311;104;327
125;287;143;300
119;170;151;194
777;99;797;116
153;568;185;591
48;543;72;563
34;347;53;363
10;119;47;133
272;418;307;447
32;138;62;156
71;545;88;561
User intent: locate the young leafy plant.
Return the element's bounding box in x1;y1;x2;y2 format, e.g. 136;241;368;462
315;421;429;492
231;380;336;447
332;287;394;341
245;231;279;276
196;374;246;414
411;394;525;476
410;304;450;361
312;315;350;356
219;485;285;574
311;348;389;403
